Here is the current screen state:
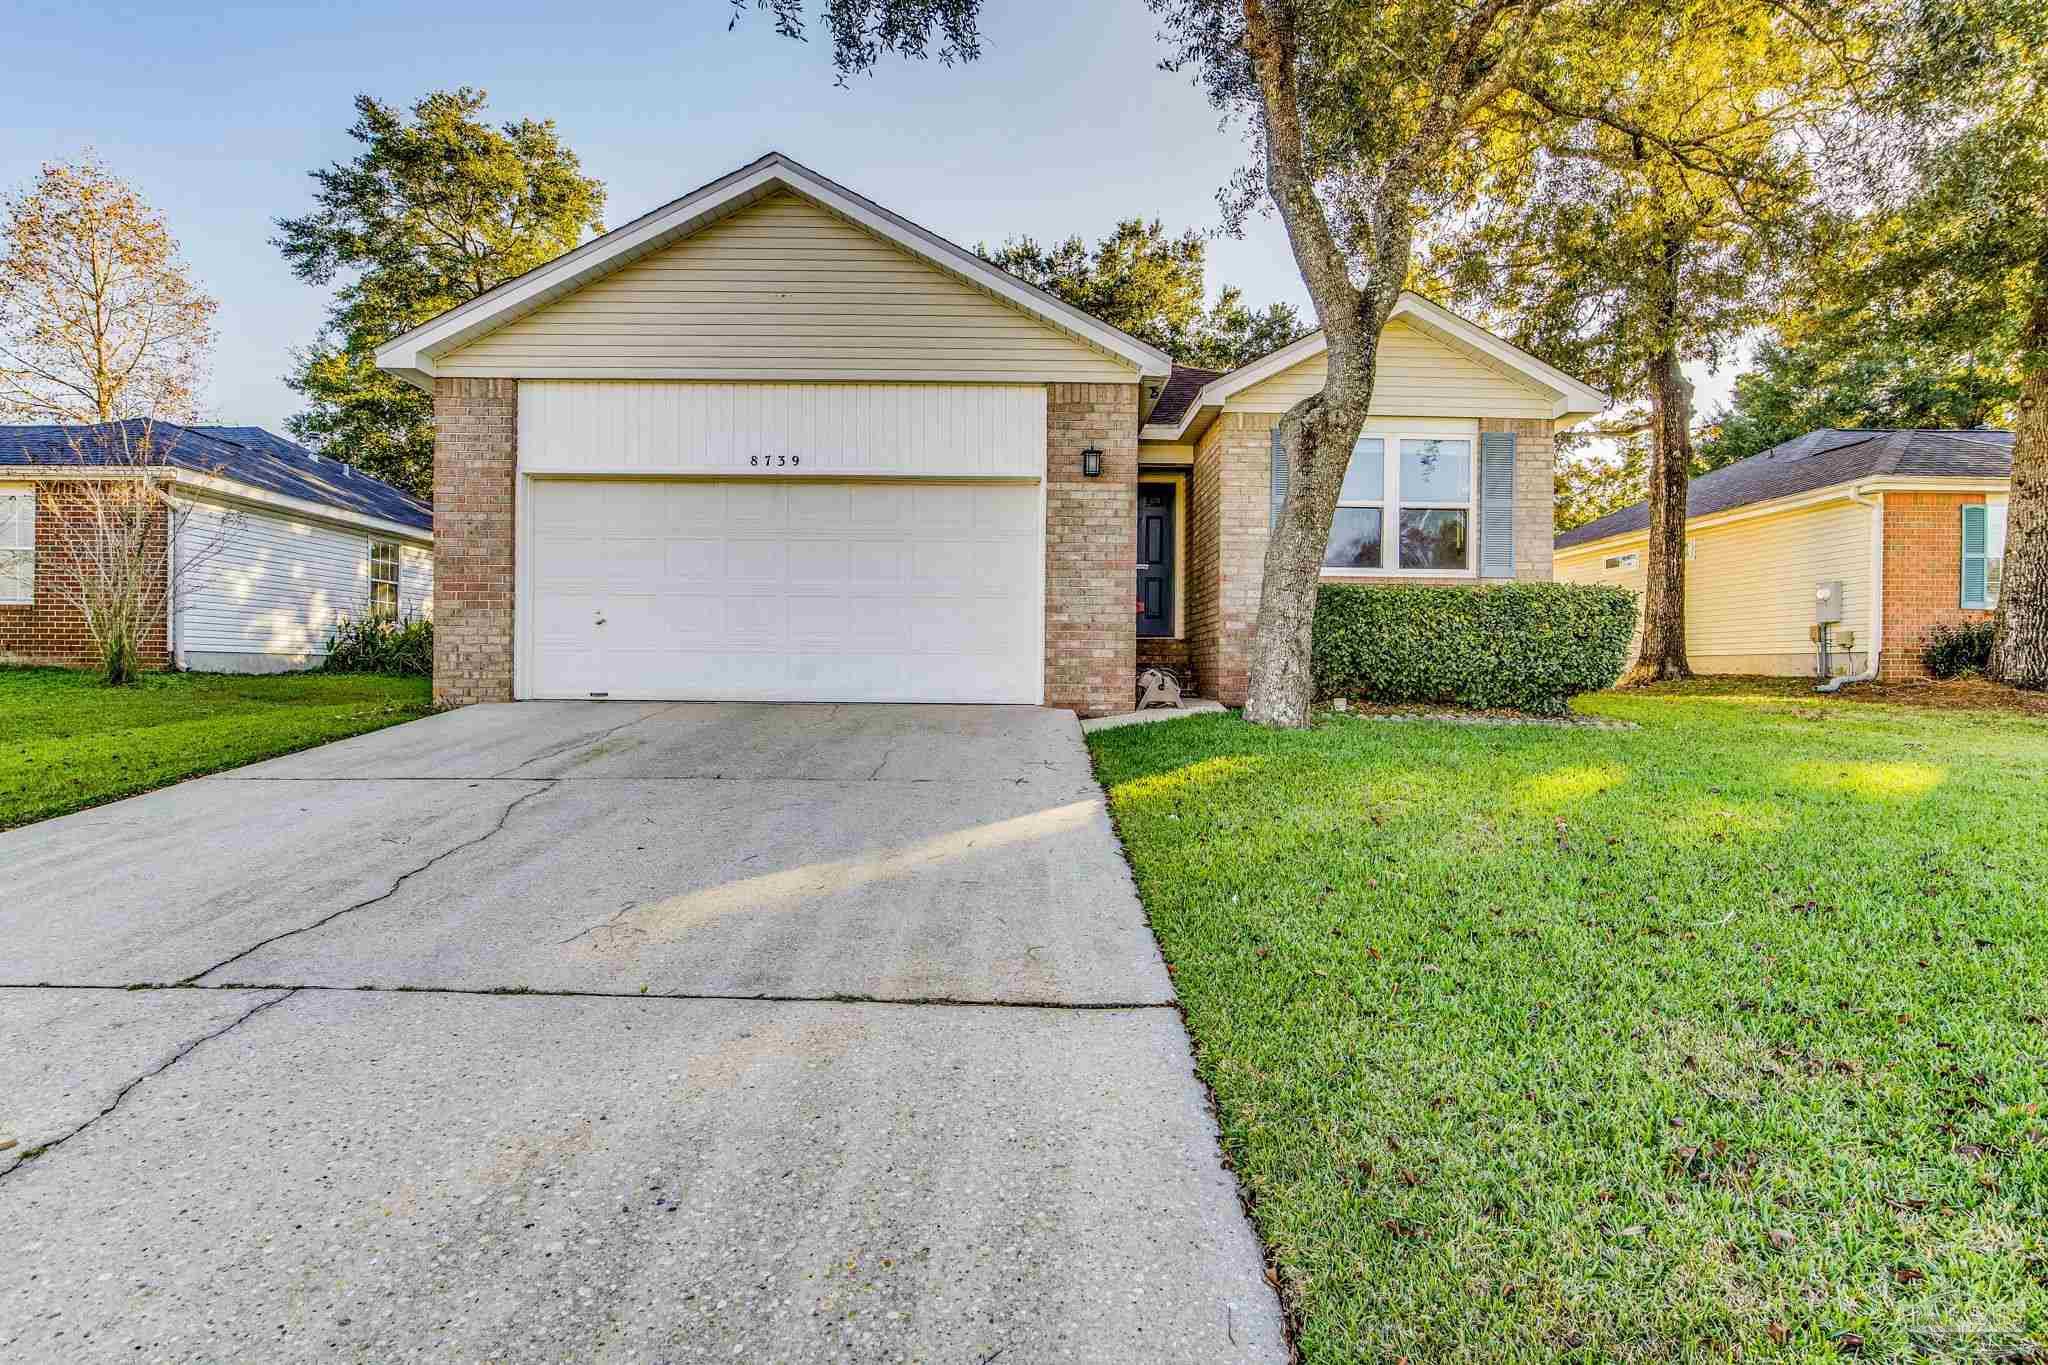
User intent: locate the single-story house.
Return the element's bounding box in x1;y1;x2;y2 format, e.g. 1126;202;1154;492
0;421;433;673
374;152;1606;716
1554;427;2015;681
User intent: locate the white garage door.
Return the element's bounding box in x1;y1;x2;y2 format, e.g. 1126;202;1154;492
523;478;1042;703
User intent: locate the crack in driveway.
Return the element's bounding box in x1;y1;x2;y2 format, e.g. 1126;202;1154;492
490;704;686;777
3;981;1177;1011
176;782;557;986
0;989;295;1186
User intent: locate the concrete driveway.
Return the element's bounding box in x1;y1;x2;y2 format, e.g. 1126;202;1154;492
0;703;1286;1362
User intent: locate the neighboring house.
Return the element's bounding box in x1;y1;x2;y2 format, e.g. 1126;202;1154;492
1554;428;2014;681
374;152;1605;716
0;421;433;673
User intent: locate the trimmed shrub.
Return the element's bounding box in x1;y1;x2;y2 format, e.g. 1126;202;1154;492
323;613;433;677
1311;582;1638;714
1921;619;1996;680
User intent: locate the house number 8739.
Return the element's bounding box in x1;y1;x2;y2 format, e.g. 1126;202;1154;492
748;455;800;468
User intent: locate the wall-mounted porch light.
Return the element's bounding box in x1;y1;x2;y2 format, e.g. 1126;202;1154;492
1081;445;1104;478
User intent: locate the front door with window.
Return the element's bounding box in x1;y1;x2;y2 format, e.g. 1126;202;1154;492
1137;482;1176;638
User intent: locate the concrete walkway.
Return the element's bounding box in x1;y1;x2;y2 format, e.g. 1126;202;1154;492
0;703;1285;1362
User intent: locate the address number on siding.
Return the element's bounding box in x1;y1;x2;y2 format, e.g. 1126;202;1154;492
748;455;801;468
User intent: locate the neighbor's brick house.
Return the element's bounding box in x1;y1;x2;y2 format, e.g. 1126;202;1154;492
1556;429;2014;682
1;422;433;674
375;153;1605;716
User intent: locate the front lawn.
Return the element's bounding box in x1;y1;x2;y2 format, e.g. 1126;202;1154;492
1089;683;2048;1361
0;666;432;829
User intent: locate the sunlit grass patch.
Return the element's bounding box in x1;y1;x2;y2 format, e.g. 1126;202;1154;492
1089;682;2048;1362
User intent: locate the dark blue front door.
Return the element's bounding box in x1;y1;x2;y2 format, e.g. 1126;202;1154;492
1137;483;1175;638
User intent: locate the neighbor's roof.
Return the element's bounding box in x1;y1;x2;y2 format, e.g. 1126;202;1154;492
1145;365;1226;428
375;151;1175;387
1555;428;2015;551
0;421;432;533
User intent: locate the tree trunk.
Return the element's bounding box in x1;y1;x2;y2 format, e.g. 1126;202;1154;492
1622;346;1696;685
1243;356;1376;726
1990;276;2048;688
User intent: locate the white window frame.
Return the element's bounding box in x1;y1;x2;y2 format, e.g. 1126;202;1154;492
369;539;399;619
1321;423;1480;579
0;485;34;605
1604;551;1639;570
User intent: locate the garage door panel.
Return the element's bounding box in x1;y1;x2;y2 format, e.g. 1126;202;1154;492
524;478;1041;702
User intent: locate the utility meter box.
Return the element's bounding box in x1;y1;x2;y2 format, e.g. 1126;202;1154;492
1814;580;1845;625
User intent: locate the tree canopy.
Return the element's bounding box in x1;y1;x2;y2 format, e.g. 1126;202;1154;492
0;157;217;422
275;89;606;497
978;218;1303;371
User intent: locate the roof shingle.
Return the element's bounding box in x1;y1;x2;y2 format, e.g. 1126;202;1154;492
0;421;431;533
1555;428;2013;550
1144;365;1225;428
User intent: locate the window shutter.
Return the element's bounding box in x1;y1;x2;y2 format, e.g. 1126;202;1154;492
1269;428;1289;530
1961;504;1990;609
1478;431;1517;578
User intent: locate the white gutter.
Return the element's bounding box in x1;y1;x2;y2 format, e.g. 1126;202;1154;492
1817;487;1884;693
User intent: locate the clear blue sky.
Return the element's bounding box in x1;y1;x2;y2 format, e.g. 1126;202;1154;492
8;1;1724;434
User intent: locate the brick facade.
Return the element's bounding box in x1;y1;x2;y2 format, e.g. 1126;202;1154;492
0;481;169;670
1879;490;1994;681
1044;383;1140;717
1181;410;1557;705
432;378;519;706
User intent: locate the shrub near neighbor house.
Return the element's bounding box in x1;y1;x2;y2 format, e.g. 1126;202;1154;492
1312;582;1637;713
1921;620;1997;679
323;614;433;677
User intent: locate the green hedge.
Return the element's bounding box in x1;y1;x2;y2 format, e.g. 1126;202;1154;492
1311;582;1638;713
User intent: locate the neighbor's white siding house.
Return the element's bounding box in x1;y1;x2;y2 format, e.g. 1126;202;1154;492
174;495;434;673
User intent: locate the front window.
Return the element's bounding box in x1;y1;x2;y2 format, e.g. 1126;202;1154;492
0;489;33;604
369;540;399;618
1321;434;1474;573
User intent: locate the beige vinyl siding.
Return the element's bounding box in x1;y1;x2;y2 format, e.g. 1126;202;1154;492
1227;320;1552;417
1556;497;1875;676
438;192;1135;383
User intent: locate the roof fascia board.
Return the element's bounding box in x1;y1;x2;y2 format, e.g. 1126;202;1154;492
1557;474;2015;558
1556;483;1868;558
375;154;1172;386
7;465;432;542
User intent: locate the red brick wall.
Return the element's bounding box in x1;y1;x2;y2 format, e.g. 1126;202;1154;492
1044;383;1140;717
432;378;519;706
1880;490;1994;680
0;482;168;670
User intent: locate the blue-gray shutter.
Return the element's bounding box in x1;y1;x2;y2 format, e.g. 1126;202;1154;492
1478;431;1517;578
1270;428;1289;529
1961;504;1990;608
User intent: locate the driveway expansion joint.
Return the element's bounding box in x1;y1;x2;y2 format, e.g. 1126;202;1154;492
0;988;295;1186
1;981;1177;1012
175;781;558;986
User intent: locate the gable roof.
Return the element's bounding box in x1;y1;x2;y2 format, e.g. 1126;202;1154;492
1554;428;2015;551
0;421;433;534
376;152;1174;387
1137;292;1609;441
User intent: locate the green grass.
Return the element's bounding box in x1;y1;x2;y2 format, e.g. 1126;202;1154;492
1088;681;2048;1362
0;666;432;829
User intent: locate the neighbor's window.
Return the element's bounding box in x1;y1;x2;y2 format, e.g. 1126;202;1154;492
369;540;399;618
1321;435;1474;573
1604;552;1639;570
0;488;33;604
